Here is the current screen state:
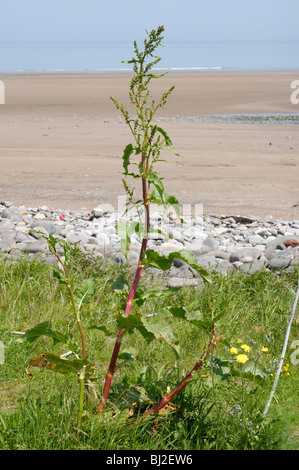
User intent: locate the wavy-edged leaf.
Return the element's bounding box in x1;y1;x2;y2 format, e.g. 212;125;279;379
51;264;67;284
17;321;79;353
116;314;155;342
111;276;130;293
161;307;213;333
26;352;95;377
145;248;211;284
89;324;113;337
122;143;135;174
118;347;139;362
156;126;180;157
243;359;267;379
141;311;180;358
148;171;164;194
184;310;213;332
134;287;180;307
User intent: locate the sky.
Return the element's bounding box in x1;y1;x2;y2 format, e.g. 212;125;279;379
0;0;298;43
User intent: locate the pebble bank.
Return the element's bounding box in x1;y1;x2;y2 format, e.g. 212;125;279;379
1;201;299;287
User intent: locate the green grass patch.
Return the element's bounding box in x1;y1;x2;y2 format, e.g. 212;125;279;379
0;250;298;450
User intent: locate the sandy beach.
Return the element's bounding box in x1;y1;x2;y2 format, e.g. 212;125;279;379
0;71;298;219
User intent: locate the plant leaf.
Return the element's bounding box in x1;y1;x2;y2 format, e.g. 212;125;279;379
148;171;164;194
74;279;95;310
111;276;130;293
243;359;267;379
122;143;134;174
184;310;213;332
17;321;79;353
141;310;181;358
51;264;67;284
161;306;213;332
26;352;95;377
156;126;180;156
118;347;139;361
145;248;212;284
116;220;131;257
116;314;155;342
89;324;113;336
134;287;180;307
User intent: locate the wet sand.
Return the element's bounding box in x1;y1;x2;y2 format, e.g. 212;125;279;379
0;71;298;219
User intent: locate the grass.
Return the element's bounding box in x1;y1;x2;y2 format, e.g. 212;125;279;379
0;248;298;450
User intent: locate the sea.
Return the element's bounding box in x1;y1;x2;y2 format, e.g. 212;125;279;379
0;40;298;74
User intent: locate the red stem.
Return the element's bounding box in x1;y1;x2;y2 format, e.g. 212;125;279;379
98;159;149;414
142;333;222;418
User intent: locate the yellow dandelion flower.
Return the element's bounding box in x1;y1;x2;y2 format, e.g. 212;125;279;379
261;347;268;352
236;354;249;364
285;372;290;377
229;347;238;355
236;340;243;343
241;344;250;353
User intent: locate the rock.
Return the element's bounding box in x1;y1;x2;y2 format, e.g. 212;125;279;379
188;236;218;256
229;248;262;264
20;239;48;254
238;255;267;274
1;208;23;222
167;278;202;288
0;240;16;252
212;251;232;261
0;219;15;231
112;252;128;265
264;235;299;260
31;221;61;236
167;228;185;243
267;251;295;270
247;234;266;246
214;259;235;275
284;239;299;248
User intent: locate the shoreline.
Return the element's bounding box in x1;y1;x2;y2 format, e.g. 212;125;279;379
1;67;299;75
0;71;298;219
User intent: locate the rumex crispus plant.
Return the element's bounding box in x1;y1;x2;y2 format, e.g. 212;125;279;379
97;25;218;415
20;26;225;429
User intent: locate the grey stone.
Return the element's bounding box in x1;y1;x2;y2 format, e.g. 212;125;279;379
173;258;188;268
268;250;297;269
20;239;48;254
214;259;235;275
254;228;269;237
0;219;15;231
0;240;16;252
0;230;16;241
248;234;266;246
167;278;202;288
15;232;31;243
188;237;218;256
31;221;60;236
167;228;185;243
178;268;194;279
239;255;267;274
230;248;262;264
1;208;23;223
112;252;128;264
212;251;232;261
196;254;219;270
264;235;299;260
